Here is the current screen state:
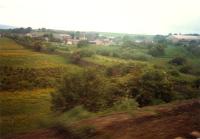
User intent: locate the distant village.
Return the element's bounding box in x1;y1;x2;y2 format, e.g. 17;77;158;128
1;27;200;46
24;31;115;46
166;34;200;42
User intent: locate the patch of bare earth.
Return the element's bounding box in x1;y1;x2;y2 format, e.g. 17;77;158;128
3;99;200;139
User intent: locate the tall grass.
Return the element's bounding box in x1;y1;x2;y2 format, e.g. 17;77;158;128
0;89;54;136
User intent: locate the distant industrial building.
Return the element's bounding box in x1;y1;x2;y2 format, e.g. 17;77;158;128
167;34;200;42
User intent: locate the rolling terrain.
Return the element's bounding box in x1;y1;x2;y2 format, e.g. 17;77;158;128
0;37;200;139
0;38;81;136
3;99;200;139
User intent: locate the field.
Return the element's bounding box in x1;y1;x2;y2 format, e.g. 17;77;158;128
0;38;70;68
0;36;200;138
0;38;82;136
0;37;82;91
0;89;53;136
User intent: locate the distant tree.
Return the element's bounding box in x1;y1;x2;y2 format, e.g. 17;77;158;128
10;27;32;34
41;28;46;32
75;31;80;39
153;35;167;43
26;27;32;33
122;35;136;47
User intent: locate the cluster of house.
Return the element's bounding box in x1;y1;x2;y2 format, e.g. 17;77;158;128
25;32;114;46
167;34;200;43
54;33;114;46
53;33;87;45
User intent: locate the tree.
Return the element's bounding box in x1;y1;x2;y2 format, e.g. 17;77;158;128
130;70;173;106
148;44;166;57
153;35;167;43
122;35;136;47
51;70;108;112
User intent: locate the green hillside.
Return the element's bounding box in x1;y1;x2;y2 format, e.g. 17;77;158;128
0;37;81;91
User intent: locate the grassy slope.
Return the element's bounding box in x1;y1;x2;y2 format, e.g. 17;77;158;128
84;55;148;67
0;38;82;136
0;38;70;68
1;38;199;137
0;89;54;136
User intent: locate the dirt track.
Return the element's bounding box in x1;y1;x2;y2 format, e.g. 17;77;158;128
4;99;200;139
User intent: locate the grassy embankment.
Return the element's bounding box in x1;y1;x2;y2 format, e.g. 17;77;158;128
0;38;81;136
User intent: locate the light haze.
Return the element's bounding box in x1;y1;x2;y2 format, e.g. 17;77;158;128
0;0;200;34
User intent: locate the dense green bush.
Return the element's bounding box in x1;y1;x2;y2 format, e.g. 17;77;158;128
129;70;174;106
52;70;109;112
106;64;133;76
112;98;138;111
51;69;135;112
96;46;151;61
148;44;165;57
169;57;187;65
179;65;193;74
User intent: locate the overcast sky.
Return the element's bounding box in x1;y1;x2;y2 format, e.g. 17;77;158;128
0;0;200;34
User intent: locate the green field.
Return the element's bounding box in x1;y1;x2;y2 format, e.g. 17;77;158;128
0;88;53;136
0;38;82;136
0;38;70;68
0;36;199;137
0;37;82;91
0;38;24;50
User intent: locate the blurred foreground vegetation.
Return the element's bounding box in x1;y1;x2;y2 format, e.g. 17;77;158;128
0;35;200;137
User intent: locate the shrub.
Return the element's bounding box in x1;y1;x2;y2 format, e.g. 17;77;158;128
169;57;187;65
112;98;138;111
54;123;96;139
55;106;93;124
79;49;95;57
51;68;134;112
70;52;81;64
77;40;89;48
179;65;193;74
193;78;200;89
131;70;174;106
148;44;165;57
106;64;132;76
51;69;109;112
168;70;180;77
